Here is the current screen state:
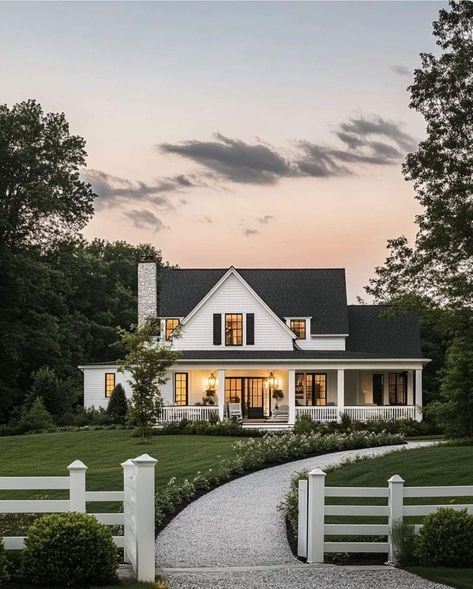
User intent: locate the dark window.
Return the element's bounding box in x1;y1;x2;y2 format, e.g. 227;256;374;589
225;313;243;346
105;373;115;398
246;313;255;345
388;373;407;405
290;319;306;339
165;318;180;340
295;372;327;406
174;373;188;406
213;314;222;345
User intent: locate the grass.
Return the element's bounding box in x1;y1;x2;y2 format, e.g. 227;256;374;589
407;567;473;589
0;430;240;508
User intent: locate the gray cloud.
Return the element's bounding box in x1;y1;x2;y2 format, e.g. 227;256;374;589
159;115;416;185
199;216;214;224
125;209;168;232
391;64;410;77
258;215;274;224
243;228;259;236
83;169;199;211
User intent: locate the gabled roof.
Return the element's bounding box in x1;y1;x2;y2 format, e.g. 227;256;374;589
158;267;349;335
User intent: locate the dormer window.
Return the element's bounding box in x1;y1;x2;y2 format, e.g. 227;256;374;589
290;319;306;339
225;313;243;346
165;318;180;340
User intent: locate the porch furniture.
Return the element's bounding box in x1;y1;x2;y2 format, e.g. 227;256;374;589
227;403;243;420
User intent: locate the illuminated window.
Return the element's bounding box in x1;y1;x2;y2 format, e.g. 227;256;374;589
290;319;306;339
225;314;243;346
388;373;407;405
295;372;327;406
165;318;180;340
105;373;116;398
175;373;188;406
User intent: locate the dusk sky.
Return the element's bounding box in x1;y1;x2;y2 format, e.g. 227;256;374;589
1;1;446;300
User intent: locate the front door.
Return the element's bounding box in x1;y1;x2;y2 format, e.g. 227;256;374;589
225;377;266;419
373;374;384;406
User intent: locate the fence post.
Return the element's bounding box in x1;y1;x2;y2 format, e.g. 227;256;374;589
134;453;157;582
121;459;135;565
297;479;308;558
306;468;326;563
68;460;87;513
388;474;405;563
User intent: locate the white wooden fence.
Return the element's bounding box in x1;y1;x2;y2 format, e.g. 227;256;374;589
159;405;218;423
0;454;156;582
298;468;473;563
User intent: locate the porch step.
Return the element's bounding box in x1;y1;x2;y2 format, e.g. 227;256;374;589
242;422;293;431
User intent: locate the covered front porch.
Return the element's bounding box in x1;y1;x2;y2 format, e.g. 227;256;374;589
159;363;423;425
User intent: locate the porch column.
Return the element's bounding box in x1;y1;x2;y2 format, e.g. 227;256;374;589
407;371;414;405
218;369;226;421
337;369;345;420
288;369;296;426
415;369;423;422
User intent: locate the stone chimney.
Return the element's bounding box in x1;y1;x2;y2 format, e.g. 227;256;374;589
138;262;157;325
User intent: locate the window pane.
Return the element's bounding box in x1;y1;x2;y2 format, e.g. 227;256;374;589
388;373;407;405
175;373;188;406
105;373;115;398
225;314;243;346
165;318;180;340
290;320;306;339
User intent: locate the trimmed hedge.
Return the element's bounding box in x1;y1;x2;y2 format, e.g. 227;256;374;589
22;512;118;587
156;430;404;528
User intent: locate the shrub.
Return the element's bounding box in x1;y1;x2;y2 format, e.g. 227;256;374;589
18;398;54;433
391;521;417;566
22;512;118;586
106;383;128;424
293;414;316;435
0;540;8;586
416;507;473;567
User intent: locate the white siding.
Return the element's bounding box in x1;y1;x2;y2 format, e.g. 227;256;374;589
297;336;346;351
83;367;133;410
175;273;294;351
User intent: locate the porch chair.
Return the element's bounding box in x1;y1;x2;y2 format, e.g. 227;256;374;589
227;403;242;420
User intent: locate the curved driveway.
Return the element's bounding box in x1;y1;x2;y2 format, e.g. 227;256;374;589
156;442;446;588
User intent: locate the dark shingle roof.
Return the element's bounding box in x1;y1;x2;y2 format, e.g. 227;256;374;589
158;267;348;335
346;305;422;357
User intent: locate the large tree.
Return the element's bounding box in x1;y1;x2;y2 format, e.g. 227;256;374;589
367;1;473;310
0;100;95;249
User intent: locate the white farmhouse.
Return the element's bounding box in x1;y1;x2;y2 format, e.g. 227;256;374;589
80;263;429;427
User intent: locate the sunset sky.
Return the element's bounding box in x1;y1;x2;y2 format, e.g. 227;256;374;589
1;1;446;300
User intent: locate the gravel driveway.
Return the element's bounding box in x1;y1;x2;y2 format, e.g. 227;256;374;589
156;441;446;588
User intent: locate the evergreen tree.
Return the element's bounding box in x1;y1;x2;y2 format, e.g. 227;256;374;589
106;383;128;424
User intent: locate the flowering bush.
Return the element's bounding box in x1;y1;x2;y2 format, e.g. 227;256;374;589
155;430;404;528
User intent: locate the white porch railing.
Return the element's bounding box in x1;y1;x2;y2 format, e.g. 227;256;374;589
0;455;156;583
299;468;473;563
295;406;338;421
343;406;417;421
158;405;218;423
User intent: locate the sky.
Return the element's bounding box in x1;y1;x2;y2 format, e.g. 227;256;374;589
0;1;446;300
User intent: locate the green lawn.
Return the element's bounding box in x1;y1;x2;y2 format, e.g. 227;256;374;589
325;444;473;589
408;568;473;589
0;430;240;501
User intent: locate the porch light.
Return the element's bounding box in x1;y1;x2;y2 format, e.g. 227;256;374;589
207;372;217;390
268;372;277;388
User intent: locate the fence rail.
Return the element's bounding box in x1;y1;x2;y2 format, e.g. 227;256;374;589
158;405;218;423
0;456;156;583
298;468;473;564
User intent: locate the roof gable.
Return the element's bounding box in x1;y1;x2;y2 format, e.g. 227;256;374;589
158;267;349;334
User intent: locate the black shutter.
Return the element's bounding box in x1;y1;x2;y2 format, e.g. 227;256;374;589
213;314;222;345
246;313;255;345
